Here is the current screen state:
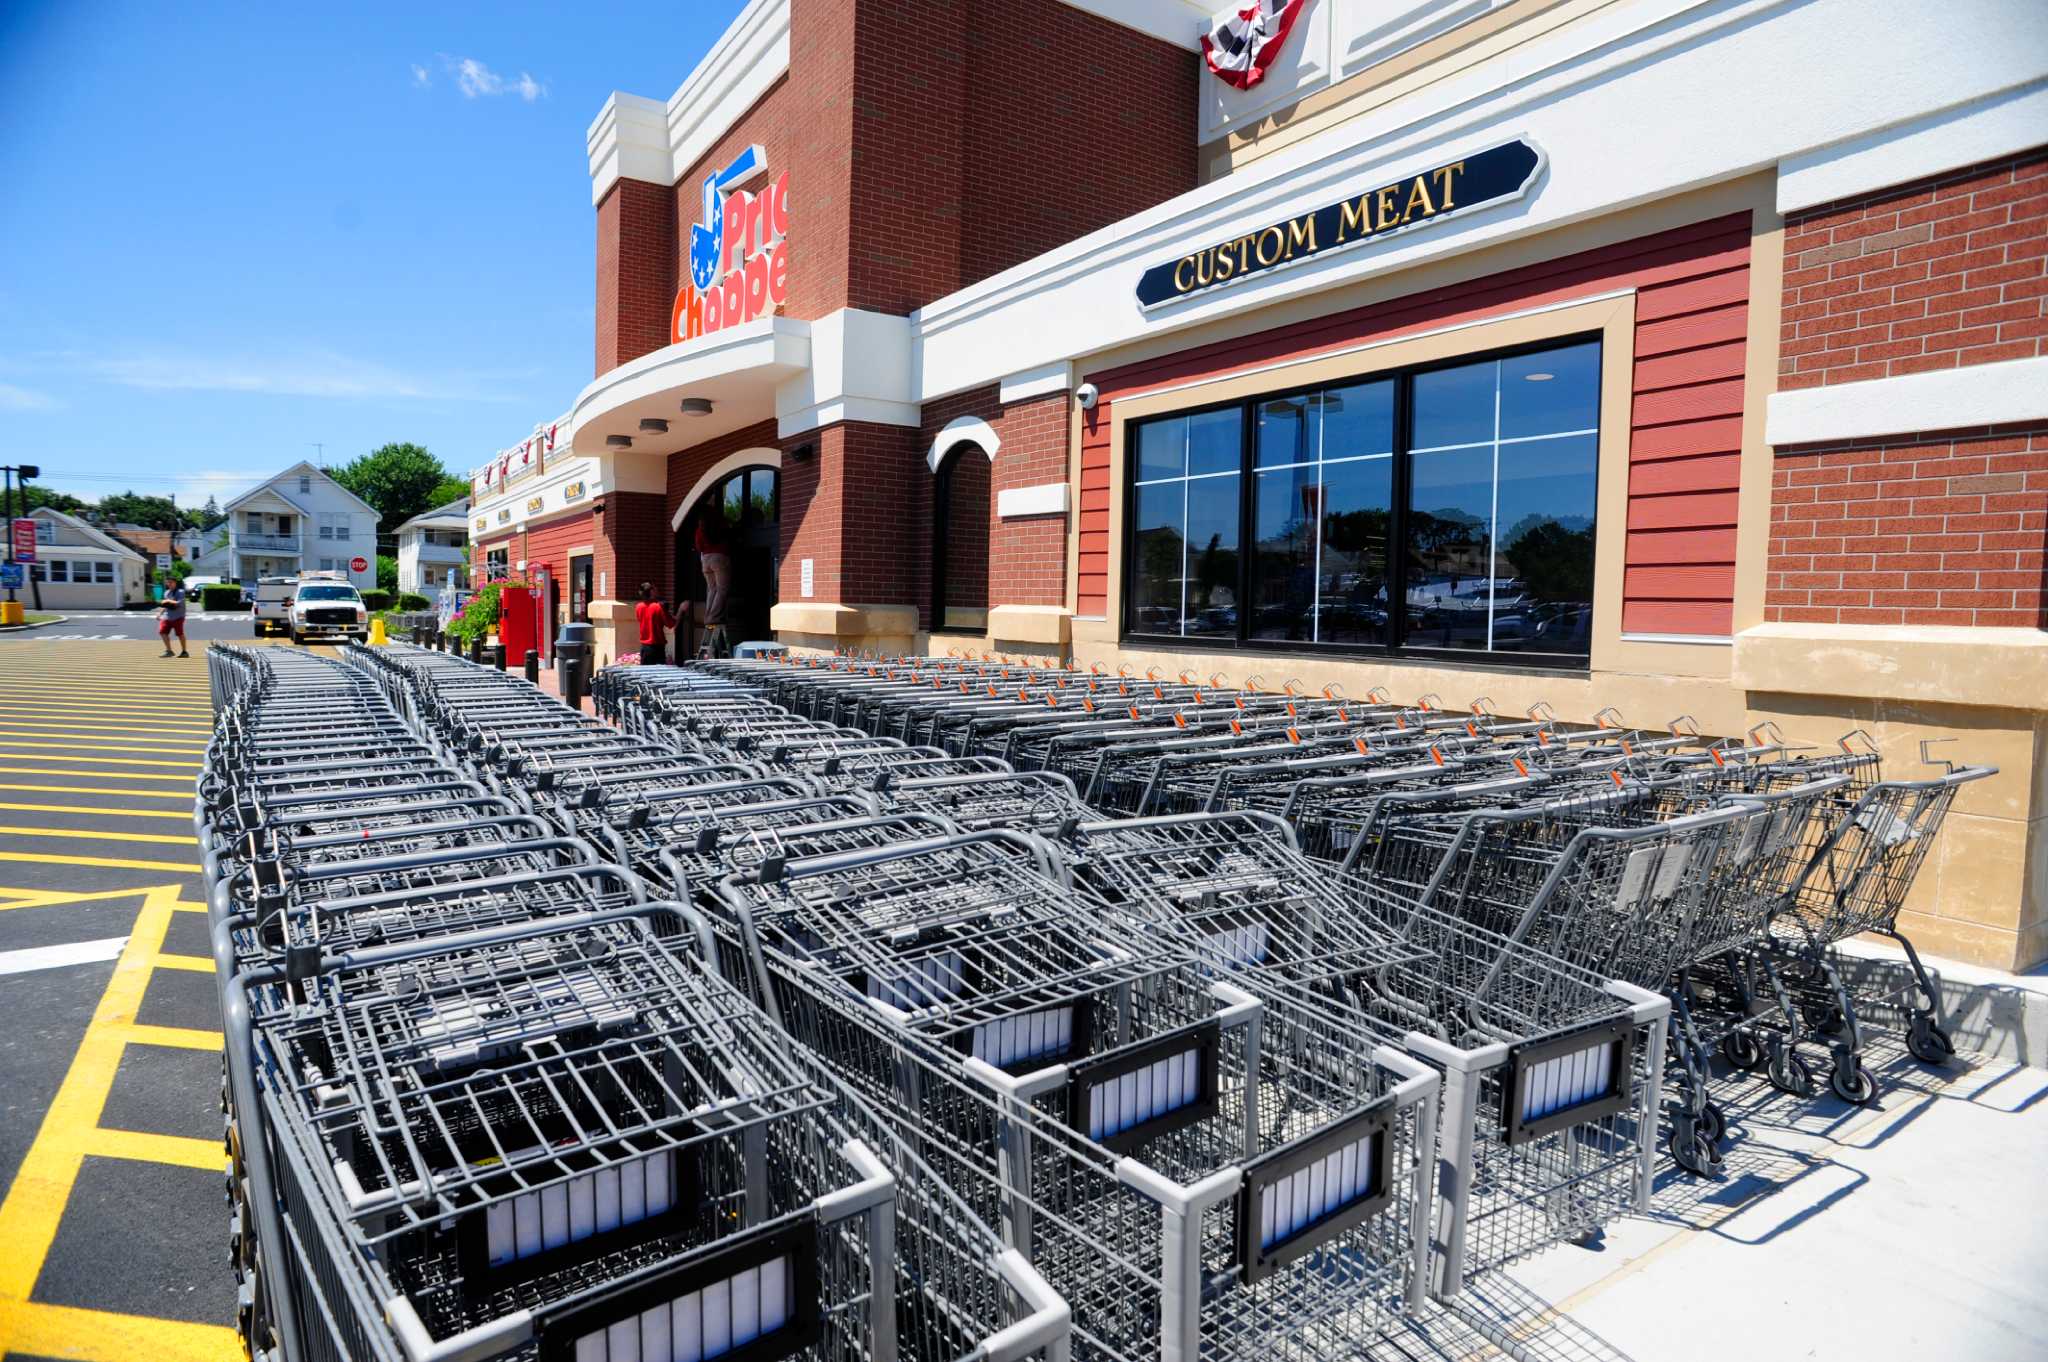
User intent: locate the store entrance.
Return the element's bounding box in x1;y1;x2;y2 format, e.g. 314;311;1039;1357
677;465;779;650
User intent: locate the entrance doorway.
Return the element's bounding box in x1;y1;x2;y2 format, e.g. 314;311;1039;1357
677;465;779;648
931;447;991;631
569;555;593;624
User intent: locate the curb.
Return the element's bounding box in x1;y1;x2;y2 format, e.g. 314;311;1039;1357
0;614;70;633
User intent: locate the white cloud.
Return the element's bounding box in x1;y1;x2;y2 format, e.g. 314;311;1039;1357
411;63;431;88
75;350;517;403
0;382;57;411
446;56;545;101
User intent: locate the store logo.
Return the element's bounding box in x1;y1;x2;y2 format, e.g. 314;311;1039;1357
497;508;512;524
1134;139;1542;309
564;481;585;501
526;496;544;514
673;144;790;343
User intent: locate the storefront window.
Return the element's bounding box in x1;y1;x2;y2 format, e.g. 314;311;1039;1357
486;547;509;579
1124;337;1600;665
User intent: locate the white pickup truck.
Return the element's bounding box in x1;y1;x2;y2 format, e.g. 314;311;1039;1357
249;576;298;638
286;578;370;645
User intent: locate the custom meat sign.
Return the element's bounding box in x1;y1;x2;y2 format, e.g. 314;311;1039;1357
672;144;791;343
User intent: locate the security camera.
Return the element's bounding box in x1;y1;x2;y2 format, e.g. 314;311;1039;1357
1075;382;1099;411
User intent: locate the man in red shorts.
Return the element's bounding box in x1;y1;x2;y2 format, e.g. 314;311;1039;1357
157;576;189;658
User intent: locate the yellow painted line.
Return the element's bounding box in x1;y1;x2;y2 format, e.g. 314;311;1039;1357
0;752;200;768
0;885;184;1354
114;1022;221;1051
0;738;206;754
76;1127;224;1171
0;784;195;798
0;802;195;820
0;721;214;737
0;850;201;873
0;1300;240;1362
0;767;194;782
0;883;187;911
153;953;215;973
0;825;198;846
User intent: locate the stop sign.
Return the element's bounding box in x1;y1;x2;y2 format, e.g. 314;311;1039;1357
350;556;368;573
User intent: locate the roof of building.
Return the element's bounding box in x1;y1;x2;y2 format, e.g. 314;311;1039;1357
394;496;472;533
221;461;379;519
28;507;147;561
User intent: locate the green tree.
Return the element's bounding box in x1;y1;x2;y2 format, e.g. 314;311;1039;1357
376;554;399;595
17;485;89;515
429;475;470;510
326;443;460;542
96;491;185;529
187;494;224;530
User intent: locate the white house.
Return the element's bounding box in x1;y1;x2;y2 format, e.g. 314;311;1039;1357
393;497;470;595
23;509;149;609
219;462;379;591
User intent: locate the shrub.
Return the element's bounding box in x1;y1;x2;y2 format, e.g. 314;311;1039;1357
447;577;523;644
360;589;393;612
198;584;243;612
396;592;431;612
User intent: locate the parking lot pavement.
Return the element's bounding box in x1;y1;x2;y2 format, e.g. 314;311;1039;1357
0;640;238;1362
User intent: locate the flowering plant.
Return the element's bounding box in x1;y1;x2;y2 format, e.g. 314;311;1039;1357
445;575;533;646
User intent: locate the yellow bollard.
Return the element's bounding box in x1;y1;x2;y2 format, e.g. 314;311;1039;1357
368;616;388;646
0;600;23;626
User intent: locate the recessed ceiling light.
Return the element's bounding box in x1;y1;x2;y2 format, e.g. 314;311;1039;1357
679;397;714;417
605;434;633;448
1523;372;1555;382
639;417;670;433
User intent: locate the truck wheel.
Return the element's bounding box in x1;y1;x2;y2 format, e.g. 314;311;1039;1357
291;630;305;646
252;622;263;637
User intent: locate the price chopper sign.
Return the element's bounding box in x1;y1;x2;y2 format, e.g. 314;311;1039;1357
1134;139;1542;310
672;144;790;343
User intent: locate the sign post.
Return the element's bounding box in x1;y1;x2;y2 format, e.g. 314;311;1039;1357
350;555;369;575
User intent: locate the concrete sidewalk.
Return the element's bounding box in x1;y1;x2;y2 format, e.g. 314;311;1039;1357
1499;1033;2048;1361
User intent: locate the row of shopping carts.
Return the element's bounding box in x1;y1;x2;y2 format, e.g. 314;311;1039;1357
634;653;1993;1177
200;646;1071;1362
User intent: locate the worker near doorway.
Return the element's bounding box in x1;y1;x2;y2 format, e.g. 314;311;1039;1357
694;513;732;632
633;583;674;665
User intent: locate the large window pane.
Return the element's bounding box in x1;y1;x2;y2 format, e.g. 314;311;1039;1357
1411;360;1497;449
1255;396;1315;468
1499;342;1600;439
1320;380;1395;460
1136;418;1186;481
1184;474;1241;636
1128;481;1186;634
1187;408;1243;476
1318;456;1392;645
1402;446;1496;652
1496;434;1597;655
1251;463;1316;641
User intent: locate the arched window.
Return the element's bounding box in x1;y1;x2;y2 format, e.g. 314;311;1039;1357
676;465;779;644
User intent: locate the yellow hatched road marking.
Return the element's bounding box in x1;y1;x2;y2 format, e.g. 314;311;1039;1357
0;883;193;911
0;802;195;819
0;752;201;768
0;766;195;782
154;953;216;973
0;850;202;873
0;1300;239;1362
0;784;196;798
0;738;206;754
0;721;214;737
0;884;239;1362
0;685;212;696
0;825;199;846
77;1127;224;1171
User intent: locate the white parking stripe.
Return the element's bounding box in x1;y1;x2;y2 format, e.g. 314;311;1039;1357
0;935;131;975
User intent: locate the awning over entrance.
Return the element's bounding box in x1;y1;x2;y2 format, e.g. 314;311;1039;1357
566;315;810;458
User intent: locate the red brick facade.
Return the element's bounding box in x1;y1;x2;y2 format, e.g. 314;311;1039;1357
595;180;678;376
1765;423;2048;627
1779;149;2048;391
917;387;1072;628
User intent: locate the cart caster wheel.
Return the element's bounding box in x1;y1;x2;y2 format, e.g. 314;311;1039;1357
1830;1057;1878;1105
1907;1017;1955;1065
1814;1006;1847;1037
1768;1047;1818;1097
1721;1031;1766;1072
1668;1126;1720;1176
1698;1100;1728;1145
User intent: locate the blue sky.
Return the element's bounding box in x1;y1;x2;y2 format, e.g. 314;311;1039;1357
0;0;747;506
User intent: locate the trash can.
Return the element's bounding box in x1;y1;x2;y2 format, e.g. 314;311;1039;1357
554;621;595;706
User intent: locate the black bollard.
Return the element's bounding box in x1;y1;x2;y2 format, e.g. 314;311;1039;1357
523;649;540;684
489;644;506;670
468;634;481;664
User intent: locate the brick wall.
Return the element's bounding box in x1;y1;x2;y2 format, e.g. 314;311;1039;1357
596;492;668;606
1779;149;2047;390
1765;423;2048;627
595;179;677;376
917;386;1071;626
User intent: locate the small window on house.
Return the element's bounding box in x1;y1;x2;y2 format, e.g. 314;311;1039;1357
299;475;312;494
48;561;68;583
34;521;55;544
94;561;114;583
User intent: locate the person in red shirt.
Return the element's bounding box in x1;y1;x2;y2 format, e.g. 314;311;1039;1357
632;582;674;665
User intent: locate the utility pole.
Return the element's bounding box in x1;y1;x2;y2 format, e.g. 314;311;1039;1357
1;464;44;613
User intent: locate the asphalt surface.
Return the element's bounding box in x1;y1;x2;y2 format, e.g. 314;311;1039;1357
0;636;238;1362
2;610;268;644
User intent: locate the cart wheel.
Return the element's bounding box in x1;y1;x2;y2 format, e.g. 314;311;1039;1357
1813;1005;1847;1037
1830;1058;1878;1106
1668;1126;1719;1176
1698;1100;1728;1145
1721;1031;1766;1072
1768;1046;1818;1097
1907;1017;1955;1065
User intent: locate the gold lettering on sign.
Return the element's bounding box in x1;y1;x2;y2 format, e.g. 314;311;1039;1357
1287;214;1317;255
1402;174;1435;223
1432;161;1465;211
1255;226;1284;267
1173;256;1196;292
1377;185;1401;230
1338;195;1369;242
